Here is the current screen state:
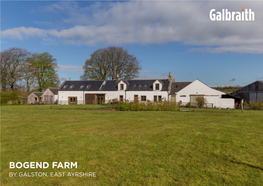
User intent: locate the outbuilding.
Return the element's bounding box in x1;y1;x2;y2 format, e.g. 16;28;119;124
230;81;263;103
170;80;235;109
27;92;43;104
42;88;59;104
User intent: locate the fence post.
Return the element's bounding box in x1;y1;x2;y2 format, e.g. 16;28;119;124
241;99;244;113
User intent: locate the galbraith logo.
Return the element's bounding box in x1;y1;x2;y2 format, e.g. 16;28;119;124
210;9;255;21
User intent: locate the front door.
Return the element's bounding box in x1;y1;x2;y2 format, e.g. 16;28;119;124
134;95;138;103
68;97;77;104
97;95;104;104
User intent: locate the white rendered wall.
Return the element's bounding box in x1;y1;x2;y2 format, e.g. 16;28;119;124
125;91;169;102
58;90;169;105
220;99;235;109
176;80;234;108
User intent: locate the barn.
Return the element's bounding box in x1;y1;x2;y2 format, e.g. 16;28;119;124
27;92;43;104
42;88;59;104
230;81;263;103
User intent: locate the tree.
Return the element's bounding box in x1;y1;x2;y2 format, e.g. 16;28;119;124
27;52;60;92
0;47;30;91
80;46;141;80
21;59;37;92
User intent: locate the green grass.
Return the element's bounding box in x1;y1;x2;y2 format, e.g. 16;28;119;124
1;105;263;185
49;104;113;110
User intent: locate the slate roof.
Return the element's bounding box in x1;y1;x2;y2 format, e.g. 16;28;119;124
58;79;170;91
59;81;104;91
126;79;169;91
34;92;43;97
49;88;58;95
102;80;118;91
170;82;192;94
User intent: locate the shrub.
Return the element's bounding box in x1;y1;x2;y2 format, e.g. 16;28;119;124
114;101;177;111
0;91;19;104
185;102;191;108
250;101;263;110
195;97;207;108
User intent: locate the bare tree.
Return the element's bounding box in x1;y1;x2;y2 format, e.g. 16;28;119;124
0;48;30;91
20;58;36;92
81;46;141;80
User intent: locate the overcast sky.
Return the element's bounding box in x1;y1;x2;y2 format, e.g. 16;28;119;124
1;0;263;86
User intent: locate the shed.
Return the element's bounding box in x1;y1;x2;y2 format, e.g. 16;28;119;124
27;92;43;104
42;88;59;104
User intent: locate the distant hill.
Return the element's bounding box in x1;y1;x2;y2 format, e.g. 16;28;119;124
214;86;242;94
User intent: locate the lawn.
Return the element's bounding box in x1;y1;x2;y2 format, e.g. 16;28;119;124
1;105;263;185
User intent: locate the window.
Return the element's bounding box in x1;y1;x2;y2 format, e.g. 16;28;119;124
69;85;74;89
100;85;105;90
120;95;123;102
86;85;91;90
141;96;146;101
154;96;157;102
144;84;147;88
155;84;159;90
139;84;142;88
180;95;186;97
63;85;68;89
120;84;124;90
158;96;162;101
133;84;137;87
80;85;85;89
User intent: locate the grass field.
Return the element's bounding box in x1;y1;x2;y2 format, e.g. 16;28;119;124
1;105;263;185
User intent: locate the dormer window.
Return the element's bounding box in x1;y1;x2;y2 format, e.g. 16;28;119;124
86;85;91;90
144;84;147;88
155;84;159;90
120;84;124;90
69;85;74;89
80;85;85;89
133;84;136;87
139;84;142;88
63;85;68;89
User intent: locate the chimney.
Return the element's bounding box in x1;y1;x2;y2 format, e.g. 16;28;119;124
168;72;175;82
116;74;120;81
69;77;71;81
168;72;172;78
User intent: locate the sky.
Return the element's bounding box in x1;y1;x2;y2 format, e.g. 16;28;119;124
1;0;263;87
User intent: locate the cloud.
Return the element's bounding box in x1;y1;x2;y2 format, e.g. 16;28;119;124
57;65;83;71
2;1;263;53
60;76;67;81
229;78;236;82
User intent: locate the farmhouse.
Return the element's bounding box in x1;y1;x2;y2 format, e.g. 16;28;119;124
230;81;263;103
27;92;43;104
42;88;59;104
58;73;234;108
